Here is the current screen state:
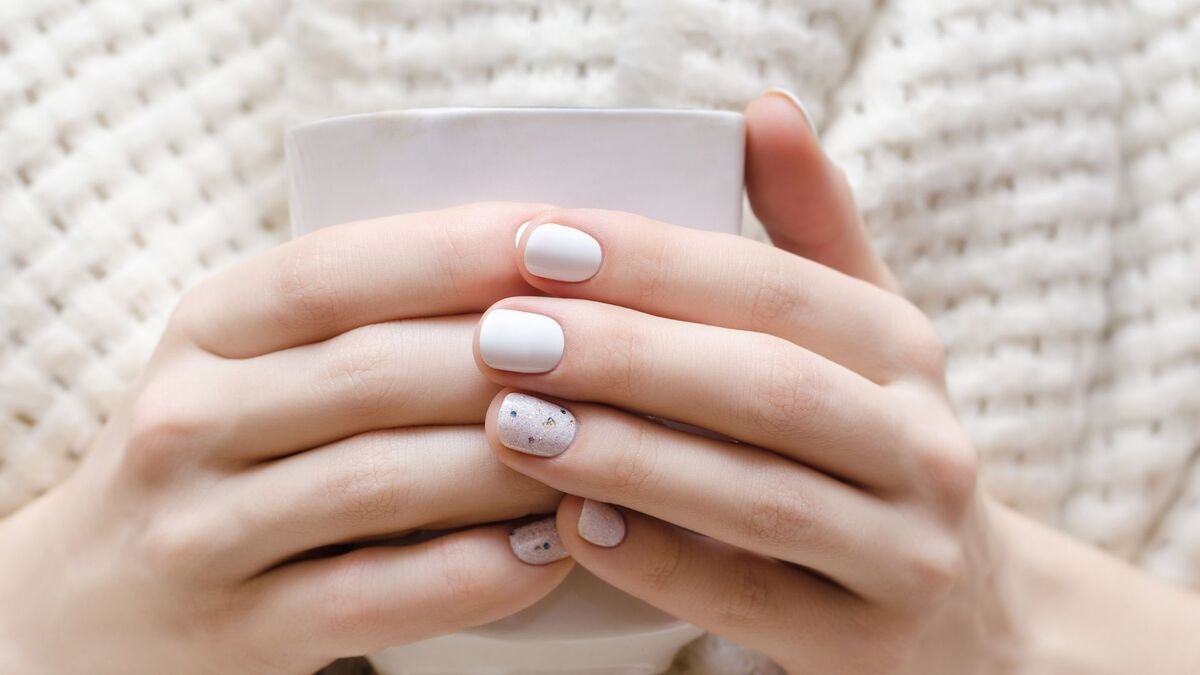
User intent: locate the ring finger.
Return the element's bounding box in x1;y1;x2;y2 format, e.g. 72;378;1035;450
484;389;915;599
221;425;562;576
162;315;496;463
473;297;915;489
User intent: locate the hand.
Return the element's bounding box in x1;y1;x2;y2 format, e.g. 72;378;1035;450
469;93;1200;673
0;203;570;674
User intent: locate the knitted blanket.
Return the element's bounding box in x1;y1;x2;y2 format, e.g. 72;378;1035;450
2;1;1198;673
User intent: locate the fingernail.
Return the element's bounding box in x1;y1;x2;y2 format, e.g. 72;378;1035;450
578;499;626;547
497;393;577;457
523;223;603;282
764;87;817;136
509;516;570;565
479;308;564;373
514;220;532;248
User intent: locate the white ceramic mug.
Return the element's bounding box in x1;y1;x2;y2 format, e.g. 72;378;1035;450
286;107;745;675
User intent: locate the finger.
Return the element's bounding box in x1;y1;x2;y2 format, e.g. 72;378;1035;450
511;208;935;383
744;90;900;291
554;497;872;675
473;298;910;488
242;525;572;664
486;390;911;598
195;315;497;462
221;426;562;575
173;202;546;358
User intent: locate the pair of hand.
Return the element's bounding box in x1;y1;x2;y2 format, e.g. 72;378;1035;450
10;92;1193;675
0;91;983;675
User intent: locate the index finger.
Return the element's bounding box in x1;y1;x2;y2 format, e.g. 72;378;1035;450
174;202;546;358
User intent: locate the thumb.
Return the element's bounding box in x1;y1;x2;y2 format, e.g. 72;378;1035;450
744;89;899;292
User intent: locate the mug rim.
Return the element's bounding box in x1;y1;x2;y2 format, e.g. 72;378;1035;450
288;106;743;136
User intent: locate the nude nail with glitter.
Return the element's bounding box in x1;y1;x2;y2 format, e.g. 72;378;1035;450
578;499;626;547
497;392;576;457
509;516;570;565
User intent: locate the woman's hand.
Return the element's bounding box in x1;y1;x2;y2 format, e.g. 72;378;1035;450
476;204;977;673
471;94;1200;673
0;203;571;674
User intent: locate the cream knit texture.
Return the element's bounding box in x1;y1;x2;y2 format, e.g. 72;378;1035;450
2;1;1199;673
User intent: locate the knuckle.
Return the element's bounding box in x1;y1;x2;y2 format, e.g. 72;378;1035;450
164;282;211;345
184;589;246;643
320;325;407;418
430;222;479;297
589;320;651;396
912;421;979;516
904;540;965;601
323;432;406;524
640;526;684;592
317;550;380;641
123;384;216;482
892;302;947;379
434;534;489;611
743;337;819;438
710;563;775;627
607;422;662;500
742;251;804;329
140;515;227;580
628;226;669;301
269;233;348;333
743;467;817;552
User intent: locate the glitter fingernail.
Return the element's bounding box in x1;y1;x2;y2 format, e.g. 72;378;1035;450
497;393;576;457
578;499;626;548
509;516;570;565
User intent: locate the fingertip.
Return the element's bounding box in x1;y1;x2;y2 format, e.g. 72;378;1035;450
745;89;822;164
744;86;820;140
556;496;628;555
745;89;835;249
557;493;585;517
555;495;587;549
482;386;515;452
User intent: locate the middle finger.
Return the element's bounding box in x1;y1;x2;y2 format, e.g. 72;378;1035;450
171;315;496;463
221;425;562;576
473;297;910;489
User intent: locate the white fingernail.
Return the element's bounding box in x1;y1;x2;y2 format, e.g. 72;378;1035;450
479;309;565;373
765;87;817;136
514;220;532;248
523;223;603;282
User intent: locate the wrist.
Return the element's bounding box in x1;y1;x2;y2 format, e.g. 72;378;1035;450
990;498;1200;674
0;488;78;674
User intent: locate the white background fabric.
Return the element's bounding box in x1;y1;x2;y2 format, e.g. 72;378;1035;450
2;1;1198;672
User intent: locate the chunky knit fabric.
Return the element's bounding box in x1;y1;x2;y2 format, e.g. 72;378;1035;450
2;0;1198;673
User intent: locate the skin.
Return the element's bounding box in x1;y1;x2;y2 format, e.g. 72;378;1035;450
0;203;574;674
0;93;1197;673
474;94;1200;673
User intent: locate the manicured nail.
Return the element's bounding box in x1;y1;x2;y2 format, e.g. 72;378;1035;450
497;393;576;457
578;499;625;547
523;223;603;282
514;220;532;248
509;516;570;565
479;308;564;373
764;87;817;136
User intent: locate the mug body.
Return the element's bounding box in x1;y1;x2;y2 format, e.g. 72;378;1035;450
285;106;745;674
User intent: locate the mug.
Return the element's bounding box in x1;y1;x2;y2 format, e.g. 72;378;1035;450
286;107;745;675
